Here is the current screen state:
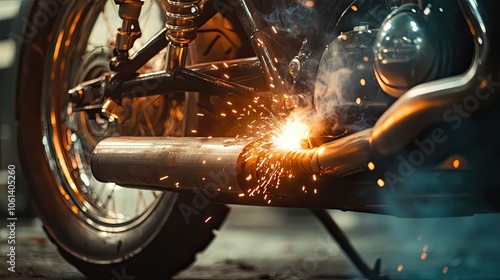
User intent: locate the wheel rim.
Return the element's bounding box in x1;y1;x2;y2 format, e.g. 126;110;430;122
41;0;180;232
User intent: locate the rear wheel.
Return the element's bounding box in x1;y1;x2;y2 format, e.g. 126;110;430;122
16;0;246;278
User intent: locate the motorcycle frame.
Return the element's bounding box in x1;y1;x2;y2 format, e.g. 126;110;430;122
92;0;500;217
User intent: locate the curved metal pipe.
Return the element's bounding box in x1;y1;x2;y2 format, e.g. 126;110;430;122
91;0;489;192
370;0;489;156
91;131;371;193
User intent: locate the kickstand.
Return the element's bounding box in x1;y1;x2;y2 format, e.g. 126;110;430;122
310;208;389;280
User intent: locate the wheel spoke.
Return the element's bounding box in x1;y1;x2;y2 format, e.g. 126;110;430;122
102;184;117;208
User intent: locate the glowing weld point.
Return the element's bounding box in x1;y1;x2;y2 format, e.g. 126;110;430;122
197;113;205;117
202;177;206;181
397;264;404;272
205;216;211;223
191;129;197;133
314;189;317;194
227;101;233;105
223;62;229;68
246;174;252;181
238;193;245;197
228;186;232;190
368;162;375;171
355;97;362;104
202;160;207;164
442;266;449;274
160;175;169;180
224;74;230;79
351;5;358;11
271;25;277;34
211;64;218;70
453;159;460;169
302;186;306;191
313;174;317;181
377;179;385;187
267;199;271;204
217;157;222;161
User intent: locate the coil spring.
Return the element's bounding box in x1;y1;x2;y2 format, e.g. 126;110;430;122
165;0;201;45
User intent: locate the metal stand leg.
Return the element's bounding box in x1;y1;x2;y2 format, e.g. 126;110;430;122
310;208;389;280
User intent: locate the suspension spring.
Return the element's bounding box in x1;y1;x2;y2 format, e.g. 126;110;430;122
165;0;201;44
164;0;201;73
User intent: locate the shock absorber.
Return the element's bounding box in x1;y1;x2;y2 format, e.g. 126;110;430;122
111;0;144;70
164;0;201;74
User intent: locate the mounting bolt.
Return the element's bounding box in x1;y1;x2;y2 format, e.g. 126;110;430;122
353;25;369;31
288;57;301;79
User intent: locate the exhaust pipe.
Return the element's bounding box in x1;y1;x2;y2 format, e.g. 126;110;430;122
91;0;486;194
91;130;371;192
370;0;488;156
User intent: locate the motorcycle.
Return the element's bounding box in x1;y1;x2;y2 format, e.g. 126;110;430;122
15;0;500;278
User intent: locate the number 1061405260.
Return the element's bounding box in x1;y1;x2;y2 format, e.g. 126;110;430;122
7;165;16;217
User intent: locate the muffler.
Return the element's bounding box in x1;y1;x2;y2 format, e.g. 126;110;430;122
91;130;371;193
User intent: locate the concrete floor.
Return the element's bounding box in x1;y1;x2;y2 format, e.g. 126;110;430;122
1;206;500;279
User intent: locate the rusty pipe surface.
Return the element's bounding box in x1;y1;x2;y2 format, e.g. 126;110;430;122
91;131;371;192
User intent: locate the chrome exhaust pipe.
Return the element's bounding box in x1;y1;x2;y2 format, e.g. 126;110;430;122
370;0;489;156
91;130;371;192
91;137;250;192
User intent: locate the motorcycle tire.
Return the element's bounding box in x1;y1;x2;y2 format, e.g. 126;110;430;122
16;0;250;278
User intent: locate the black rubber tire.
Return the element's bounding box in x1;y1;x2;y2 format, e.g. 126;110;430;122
15;0;241;278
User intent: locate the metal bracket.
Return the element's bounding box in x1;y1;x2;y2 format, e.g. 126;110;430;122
310;208;389;280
